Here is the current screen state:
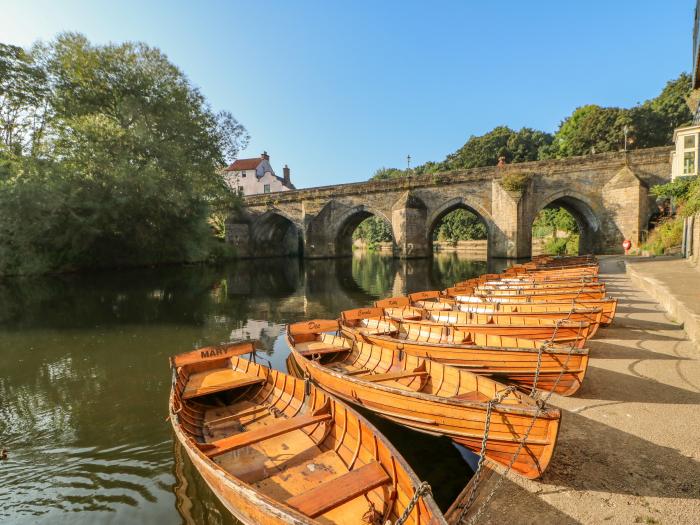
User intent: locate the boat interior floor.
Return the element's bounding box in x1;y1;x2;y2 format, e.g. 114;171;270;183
202;400;387;525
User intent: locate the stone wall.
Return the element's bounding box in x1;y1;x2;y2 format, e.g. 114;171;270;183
230;147;673;259
691;213;700;268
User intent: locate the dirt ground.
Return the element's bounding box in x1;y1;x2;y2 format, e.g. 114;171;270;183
462;256;700;525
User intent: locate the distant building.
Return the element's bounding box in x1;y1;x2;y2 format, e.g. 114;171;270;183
223;151;295;195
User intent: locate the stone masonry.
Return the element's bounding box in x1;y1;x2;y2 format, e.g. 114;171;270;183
227;147;672;259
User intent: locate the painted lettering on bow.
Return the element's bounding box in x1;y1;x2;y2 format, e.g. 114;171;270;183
200;346;228;359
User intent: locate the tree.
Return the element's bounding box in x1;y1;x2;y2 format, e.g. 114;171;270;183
371;166;409;180
443;126;553;170
544;73;693;158
433;209;487;242
352;216;393;246
0;33;248;275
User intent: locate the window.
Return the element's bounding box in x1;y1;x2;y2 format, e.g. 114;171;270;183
684;151;696;175
238;186;244;194
685;135;696;149
263;184;271;193
241;171;246;178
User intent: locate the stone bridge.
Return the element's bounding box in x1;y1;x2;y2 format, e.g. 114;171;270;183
227;147;672;259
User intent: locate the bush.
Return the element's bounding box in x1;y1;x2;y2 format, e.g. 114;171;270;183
500;172;532;193
641;216;684;255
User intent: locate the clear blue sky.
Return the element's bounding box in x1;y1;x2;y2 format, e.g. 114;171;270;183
1;1;694;188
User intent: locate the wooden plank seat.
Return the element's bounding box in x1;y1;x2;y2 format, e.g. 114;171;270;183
182;368;265;400
200;410;333;458
296;341;350;357
285;461;390;518
358;368;428;383
452;391;490;402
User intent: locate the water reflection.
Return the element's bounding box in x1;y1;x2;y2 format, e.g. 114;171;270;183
0;253;501;524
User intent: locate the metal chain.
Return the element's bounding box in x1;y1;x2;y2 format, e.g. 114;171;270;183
457;270;591;523
463;339;578;525
392;481;432;525
456;385;517;522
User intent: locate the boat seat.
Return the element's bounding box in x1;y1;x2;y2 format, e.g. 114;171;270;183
201;411;332;458
453;391;490;402
358;369;428;383
285;461;390;518
182;368;265;400
296;341;349;357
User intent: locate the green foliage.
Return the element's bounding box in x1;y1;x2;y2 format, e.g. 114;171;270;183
500;172;532;193
532;207;579;238
352;216;393;248
641;216;684;255
651;176;700;216
371;166;410;180
0;34;248;275
543;74;692;158
443;126;553;171
433;209;487;242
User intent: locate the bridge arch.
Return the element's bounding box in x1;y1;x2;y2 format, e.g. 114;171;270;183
332;205;396;257
250;210;303;257
530;190;601;255
426;197;495;256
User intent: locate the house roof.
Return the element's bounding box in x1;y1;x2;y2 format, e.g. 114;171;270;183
224;158;264;171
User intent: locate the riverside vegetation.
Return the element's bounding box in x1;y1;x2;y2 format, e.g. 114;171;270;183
0;34;249;275
355;74;693;252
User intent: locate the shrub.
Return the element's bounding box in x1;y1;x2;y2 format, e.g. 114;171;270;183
641;216;684;255
500;172;532;193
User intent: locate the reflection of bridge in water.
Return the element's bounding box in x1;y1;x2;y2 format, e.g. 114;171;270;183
222;253;508;325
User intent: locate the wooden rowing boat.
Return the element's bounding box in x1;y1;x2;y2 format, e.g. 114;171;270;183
336;315;589;396
286;321;562;479
381;304;603;338
440;290;618;326
341;307;592;347
169;341;448;525
458;279;605;292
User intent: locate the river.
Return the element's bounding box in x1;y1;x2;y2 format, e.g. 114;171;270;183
0;252;510;524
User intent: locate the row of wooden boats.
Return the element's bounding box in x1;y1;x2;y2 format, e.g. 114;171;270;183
168;255;614;524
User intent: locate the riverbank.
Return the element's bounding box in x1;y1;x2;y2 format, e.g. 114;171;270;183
460;255;700;524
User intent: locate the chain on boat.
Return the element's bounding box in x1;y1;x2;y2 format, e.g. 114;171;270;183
455;293;585;524
391;481;432;525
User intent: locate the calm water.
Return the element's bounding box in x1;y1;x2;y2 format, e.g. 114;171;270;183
0;252;510;524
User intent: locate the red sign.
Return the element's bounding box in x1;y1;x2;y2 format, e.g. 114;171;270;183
622;239;632;252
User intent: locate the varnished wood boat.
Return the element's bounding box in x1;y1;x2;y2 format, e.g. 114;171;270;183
440;290;618;326
379;291;617;327
342;307;592;347
169;341;448;525
337;314;589;396
380;303;603;338
455;288;607;302
286;321;562;479
457;278;605;292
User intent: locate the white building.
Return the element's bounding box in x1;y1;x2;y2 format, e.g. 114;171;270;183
223;151;295;195
671;125;700;180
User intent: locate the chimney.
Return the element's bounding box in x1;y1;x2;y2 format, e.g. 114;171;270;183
261;151;270;161
283;164;291;186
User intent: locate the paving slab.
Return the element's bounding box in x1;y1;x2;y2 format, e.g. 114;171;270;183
459;256;700;525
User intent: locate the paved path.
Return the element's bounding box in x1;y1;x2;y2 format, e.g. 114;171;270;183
464;256;700;525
